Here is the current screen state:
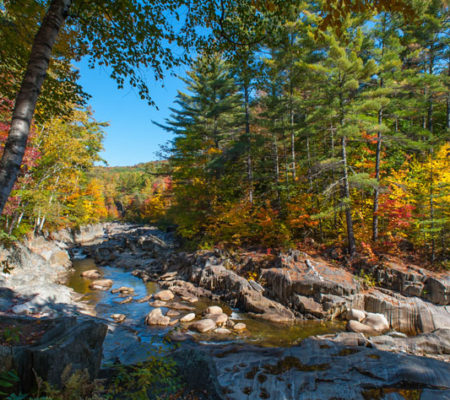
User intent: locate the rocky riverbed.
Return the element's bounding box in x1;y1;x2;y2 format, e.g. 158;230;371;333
0;222;449;398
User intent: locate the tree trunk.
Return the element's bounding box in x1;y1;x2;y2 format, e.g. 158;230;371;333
447;62;450;129
342;135;356;256
372;108;383;241
244;83;253;204
289;84;296;180
272;120;281;208
330;124;337;229
0;0;71;215
429;166;435;263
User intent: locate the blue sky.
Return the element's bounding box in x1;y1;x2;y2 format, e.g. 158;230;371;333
75;59;188;167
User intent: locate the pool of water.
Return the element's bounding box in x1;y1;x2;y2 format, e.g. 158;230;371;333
67;257;344;363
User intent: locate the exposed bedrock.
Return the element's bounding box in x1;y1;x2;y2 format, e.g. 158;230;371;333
0;316;107;392
174;336;450;400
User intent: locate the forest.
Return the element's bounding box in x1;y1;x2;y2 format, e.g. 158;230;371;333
0;1;450;399
0;0;448;267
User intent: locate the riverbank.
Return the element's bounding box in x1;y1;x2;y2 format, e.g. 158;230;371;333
0;222;449;398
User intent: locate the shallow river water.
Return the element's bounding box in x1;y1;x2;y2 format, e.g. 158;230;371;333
67;257;344;364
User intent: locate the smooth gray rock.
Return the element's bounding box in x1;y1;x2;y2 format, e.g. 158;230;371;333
185;338;450;400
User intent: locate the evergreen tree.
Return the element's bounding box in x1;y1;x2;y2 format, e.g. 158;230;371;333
156;53;242;239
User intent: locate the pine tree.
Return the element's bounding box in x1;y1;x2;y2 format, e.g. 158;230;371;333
156;53;242;239
307;24;377;255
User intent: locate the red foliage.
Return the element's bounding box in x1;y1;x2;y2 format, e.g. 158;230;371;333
377;196;415;230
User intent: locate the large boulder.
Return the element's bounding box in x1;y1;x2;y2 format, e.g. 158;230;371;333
356;289;450;333
0;316;107;392
261;256;360;304
424;276;450;306
73;224;105;245
294;295;326;318
359;257;450;305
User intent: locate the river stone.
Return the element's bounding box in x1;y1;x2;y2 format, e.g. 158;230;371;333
154;290;174;301
190;319;216;333
80;270;102;279
347;320;377;335
167;310;180;317
181;295;199;303
111;286;135;294
136;295;152;303
111;314;126;323
226;320;235;328
206;306;223;315
89;279;113;290
145;308;170;326
180;313;196;322
169;319;179;326
150;300;167;307
233;323;246;331
363;312;389;333
168;302;195;311
205;313;228;326
119;296;133;304
346;308;366;322
214;328;231;335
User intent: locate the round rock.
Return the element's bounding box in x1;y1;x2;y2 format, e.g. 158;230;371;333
145;308;171;326
205;313;228;326
233;323;246;331
154;290;174;301
180;313;196;322
190;319;216;333
111;314;126;323
205;306;223;315
214;328;231;335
